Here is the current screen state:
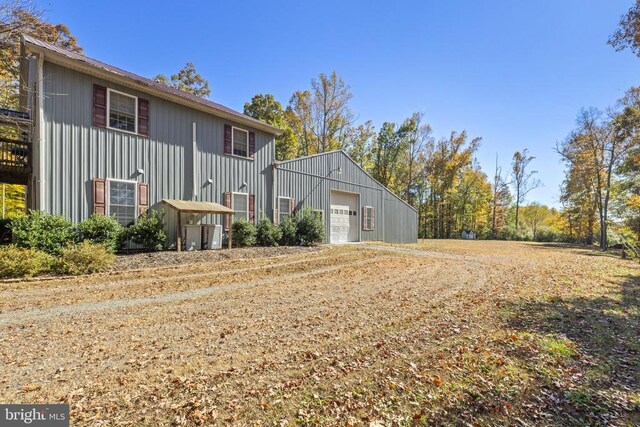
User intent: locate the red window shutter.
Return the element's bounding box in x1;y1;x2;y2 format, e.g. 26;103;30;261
371;207;376;230
224;124;232;155
93;85;107;128
93;178;106;214
249;194;255;224
362;206;368;230
138;182;149;216
290;198;296;215
138;98;149;136
223;191;231;230
248;131;256;158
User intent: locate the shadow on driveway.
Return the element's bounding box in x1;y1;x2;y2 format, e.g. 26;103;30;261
503;270;639;425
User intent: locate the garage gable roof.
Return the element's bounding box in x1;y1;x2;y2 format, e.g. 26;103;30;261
276;150;417;212
22;35;283;136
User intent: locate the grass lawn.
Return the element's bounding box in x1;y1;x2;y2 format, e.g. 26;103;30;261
0;241;638;425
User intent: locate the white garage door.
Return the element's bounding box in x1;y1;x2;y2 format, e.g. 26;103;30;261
330;205;350;243
329;190;359;244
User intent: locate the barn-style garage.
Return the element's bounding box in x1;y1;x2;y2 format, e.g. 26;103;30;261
273;150;417;244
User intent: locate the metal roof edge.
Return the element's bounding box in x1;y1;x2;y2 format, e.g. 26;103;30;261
277;150;418;213
21;35;283;136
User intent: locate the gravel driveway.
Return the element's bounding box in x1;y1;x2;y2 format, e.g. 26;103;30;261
0;241;637;426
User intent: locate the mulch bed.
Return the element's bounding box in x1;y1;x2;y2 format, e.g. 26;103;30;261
112;245;324;271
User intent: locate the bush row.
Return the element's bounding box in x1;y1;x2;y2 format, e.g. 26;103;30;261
232;207;325;247
0;210;166;279
0;242;115;279
10;210;166;255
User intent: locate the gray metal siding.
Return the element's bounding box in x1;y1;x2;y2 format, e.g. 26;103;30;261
383;193;418;243
41;62;274;247
276;151;417;244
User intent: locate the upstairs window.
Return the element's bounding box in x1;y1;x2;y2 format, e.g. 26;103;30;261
108;180;137;226
232;127;248;157
108;89;137;133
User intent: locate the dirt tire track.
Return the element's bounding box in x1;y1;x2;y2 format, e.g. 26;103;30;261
0;255;393;327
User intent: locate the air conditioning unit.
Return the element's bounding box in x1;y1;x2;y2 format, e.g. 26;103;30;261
184;225;202;251
203;224;222;250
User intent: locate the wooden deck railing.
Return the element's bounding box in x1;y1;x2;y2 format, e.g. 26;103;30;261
0;137;32;174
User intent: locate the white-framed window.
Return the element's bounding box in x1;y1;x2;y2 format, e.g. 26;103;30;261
278;196;292;223
108;179;137;226
232;127;249;157
363;206;375;231
107;88;137;133
232;192;249;222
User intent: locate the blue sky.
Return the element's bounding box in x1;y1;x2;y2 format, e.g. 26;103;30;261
44;0;640;206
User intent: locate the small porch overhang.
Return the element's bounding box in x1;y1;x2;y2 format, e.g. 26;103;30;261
161;199;235;251
162;199;234;215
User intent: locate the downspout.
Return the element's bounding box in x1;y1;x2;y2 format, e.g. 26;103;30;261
381;192;385;243
272;161;279;222
192;122;197;201
36;52;45;212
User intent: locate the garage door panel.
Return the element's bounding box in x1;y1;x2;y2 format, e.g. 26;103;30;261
330;204;349;243
330;190;359;244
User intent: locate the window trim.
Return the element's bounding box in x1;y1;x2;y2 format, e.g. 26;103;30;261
363;205;375;231
231;126;249;158
231;192;249;221
106;88;138;135
278;196;292;223
106;178;138;225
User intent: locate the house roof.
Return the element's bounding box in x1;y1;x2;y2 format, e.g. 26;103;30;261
21;35;283;136
162;199;234;214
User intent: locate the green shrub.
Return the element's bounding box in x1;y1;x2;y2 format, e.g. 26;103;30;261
295;207;326;246
11;210;75;255
278;216;298;246
124;210;166;251
0;245;54;279
76;213;124;252
256;217;281;247
54;241;115;275
231;219;257;247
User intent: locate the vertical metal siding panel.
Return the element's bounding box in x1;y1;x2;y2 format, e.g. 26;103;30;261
42;62;275;244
